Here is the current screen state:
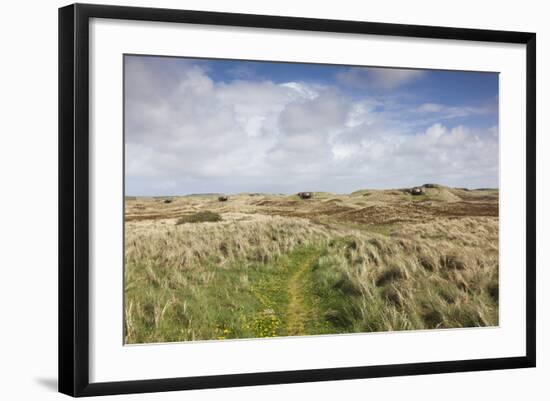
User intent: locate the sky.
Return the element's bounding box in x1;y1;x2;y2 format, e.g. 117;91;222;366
124;55;499;196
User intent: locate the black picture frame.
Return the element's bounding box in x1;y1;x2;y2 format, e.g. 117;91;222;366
59;3;536;397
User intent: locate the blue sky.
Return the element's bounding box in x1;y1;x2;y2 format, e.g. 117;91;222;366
125;55;499;195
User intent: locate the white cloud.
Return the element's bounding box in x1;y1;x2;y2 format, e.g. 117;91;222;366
417;103;444;113
336;67;425;90
279;82;319;100
125;59;498;195
415;100;497;121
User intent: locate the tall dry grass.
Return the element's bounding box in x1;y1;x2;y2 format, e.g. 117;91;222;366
312;217;498;332
124;214;332;343
126;214;331;271
125;212;498;342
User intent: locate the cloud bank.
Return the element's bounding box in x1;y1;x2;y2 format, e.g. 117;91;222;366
336;67;426;90
125;58;498;195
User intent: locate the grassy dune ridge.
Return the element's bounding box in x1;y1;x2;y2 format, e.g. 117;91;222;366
124;186;499;343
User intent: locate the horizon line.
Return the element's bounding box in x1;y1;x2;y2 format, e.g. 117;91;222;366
124;185;499;198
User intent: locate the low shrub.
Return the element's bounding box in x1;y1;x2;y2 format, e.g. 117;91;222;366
176;211;222;224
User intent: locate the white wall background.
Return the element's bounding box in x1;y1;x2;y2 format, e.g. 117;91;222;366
0;0;546;399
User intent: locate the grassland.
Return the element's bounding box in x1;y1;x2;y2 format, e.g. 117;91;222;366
124;185;499;343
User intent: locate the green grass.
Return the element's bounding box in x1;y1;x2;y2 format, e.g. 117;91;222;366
176;211;222;225
125;229;498;342
306;235;499;333
125;210;499;343
125;245;340;343
125;256;281;342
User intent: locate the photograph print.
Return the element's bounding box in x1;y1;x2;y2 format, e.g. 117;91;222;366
124;55;499;344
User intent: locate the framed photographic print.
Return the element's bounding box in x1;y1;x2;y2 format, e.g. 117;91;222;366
58;3;536;397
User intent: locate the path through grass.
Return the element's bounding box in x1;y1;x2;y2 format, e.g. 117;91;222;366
245;246;335;338
125;244;338;342
285;248;322;335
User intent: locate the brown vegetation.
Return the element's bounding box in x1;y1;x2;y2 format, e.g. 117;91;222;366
124;186;499;343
